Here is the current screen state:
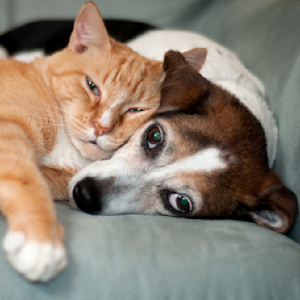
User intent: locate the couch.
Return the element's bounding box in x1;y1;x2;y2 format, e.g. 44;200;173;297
0;0;299;299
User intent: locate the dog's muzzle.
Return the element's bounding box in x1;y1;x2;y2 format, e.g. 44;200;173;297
72;177;102;214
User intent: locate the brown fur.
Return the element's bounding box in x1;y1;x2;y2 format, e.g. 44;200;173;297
159;50;297;233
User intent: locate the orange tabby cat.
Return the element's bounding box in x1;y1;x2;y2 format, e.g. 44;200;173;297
0;2;206;282
0;2;164;282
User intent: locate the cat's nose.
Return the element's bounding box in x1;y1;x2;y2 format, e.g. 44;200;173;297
72;177;102;214
91;120;111;137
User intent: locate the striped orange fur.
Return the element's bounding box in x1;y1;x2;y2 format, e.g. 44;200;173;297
0;2;163;282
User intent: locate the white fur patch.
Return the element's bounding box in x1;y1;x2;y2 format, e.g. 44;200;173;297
40;127;90;169
0;45;8;59
2;231;25;252
3;231;67;282
13;50;45;62
97;95;121;129
149;147;226;180
99;109;112;128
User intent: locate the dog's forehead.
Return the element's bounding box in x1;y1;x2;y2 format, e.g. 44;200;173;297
157;114;211;154
146;115;227;179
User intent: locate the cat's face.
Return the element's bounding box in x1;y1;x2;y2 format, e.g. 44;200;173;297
46;43;162;161
44;3;163;161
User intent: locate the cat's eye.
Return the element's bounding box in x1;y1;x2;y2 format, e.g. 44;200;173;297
147;126;162;149
168;193;192;213
86;77;100;96
127;108;144;113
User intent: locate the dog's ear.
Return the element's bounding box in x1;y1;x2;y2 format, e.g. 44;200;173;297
157;50;210;114
244;171;298;234
182;48;207;72
68;2;111;53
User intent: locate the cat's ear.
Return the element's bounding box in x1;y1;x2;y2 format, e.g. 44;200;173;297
68;2;111;53
156;50;209;114
182;48;207;72
242;171;298;234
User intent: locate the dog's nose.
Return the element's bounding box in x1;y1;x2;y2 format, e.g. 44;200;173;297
72;177;101;214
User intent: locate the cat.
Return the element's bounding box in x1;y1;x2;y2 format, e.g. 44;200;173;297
0;2;205;283
0;2;156;282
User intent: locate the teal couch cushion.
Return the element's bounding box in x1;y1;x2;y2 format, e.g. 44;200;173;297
0;203;299;300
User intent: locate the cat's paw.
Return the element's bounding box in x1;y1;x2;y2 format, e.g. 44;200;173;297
2;231;67;282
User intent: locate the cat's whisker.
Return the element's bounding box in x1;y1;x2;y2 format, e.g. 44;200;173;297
0;99;56;113
0;99;78;120
65;123;89;138
63;117;85;131
13;103;89;135
45;102;77;117
1;103;62;120
64;114;93;131
36;123;65;127
35;122;65;127
72;122;90;133
2;101;86;130
58;117;89;135
14;111;58;121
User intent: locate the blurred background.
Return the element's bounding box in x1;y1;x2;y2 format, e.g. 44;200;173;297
0;0;213;34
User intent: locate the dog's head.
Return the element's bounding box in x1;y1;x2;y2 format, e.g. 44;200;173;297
68;50;297;234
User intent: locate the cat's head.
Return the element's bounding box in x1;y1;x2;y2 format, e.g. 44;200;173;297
43;2;206;161
43;3;161;161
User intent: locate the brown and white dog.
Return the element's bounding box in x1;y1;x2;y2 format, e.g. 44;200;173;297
69;31;298;234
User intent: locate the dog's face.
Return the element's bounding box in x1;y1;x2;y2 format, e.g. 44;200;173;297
69;50;297;234
68;115;227;216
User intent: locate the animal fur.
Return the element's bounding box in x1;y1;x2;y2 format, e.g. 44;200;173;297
69;32;297;236
0;2;165;282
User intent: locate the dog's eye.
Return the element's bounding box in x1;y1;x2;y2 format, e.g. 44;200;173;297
147;126;162;149
168;193;192;213
86;77;100;96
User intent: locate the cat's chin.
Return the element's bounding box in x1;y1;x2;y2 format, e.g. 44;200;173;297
73;138;112;161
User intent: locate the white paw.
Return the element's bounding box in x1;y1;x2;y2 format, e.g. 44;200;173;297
2;231;67;282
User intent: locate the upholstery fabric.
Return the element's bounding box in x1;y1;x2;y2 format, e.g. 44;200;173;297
0;203;299;300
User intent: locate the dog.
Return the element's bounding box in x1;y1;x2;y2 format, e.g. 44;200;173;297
68;30;298;234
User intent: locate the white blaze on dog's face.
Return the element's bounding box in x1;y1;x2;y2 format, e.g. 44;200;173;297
69;50;297;234
69;116;227;216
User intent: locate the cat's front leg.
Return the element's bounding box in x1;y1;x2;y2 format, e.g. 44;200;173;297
41;166;78;200
0;127;67;281
0;177;67;282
